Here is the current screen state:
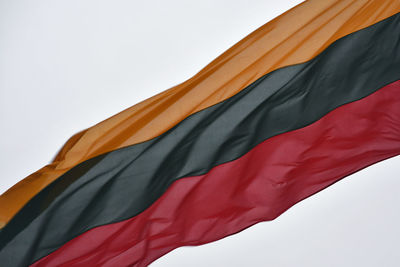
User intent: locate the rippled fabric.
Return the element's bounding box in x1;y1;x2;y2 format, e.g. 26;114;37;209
1;10;400;265
31;81;400;267
1;0;399;226
1;1;400;266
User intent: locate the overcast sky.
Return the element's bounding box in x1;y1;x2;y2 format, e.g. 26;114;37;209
1;0;399;266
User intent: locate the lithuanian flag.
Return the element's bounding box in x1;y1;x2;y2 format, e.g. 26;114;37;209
1;0;400;266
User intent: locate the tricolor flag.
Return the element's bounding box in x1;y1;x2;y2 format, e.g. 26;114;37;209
1;0;400;266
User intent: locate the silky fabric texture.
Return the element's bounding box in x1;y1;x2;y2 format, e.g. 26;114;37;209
1;0;400;227
31;80;400;267
1;10;400;266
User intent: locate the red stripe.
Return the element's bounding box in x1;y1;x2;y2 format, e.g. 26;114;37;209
32;81;400;267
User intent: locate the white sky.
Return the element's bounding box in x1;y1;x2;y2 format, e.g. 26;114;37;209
0;0;399;266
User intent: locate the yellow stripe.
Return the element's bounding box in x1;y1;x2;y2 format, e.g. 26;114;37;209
1;0;399;228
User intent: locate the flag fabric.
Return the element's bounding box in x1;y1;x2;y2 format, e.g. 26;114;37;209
1;0;400;266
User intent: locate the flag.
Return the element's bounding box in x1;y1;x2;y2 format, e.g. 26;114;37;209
1;0;400;266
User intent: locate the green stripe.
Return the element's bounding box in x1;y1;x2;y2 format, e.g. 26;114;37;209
1;11;400;267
